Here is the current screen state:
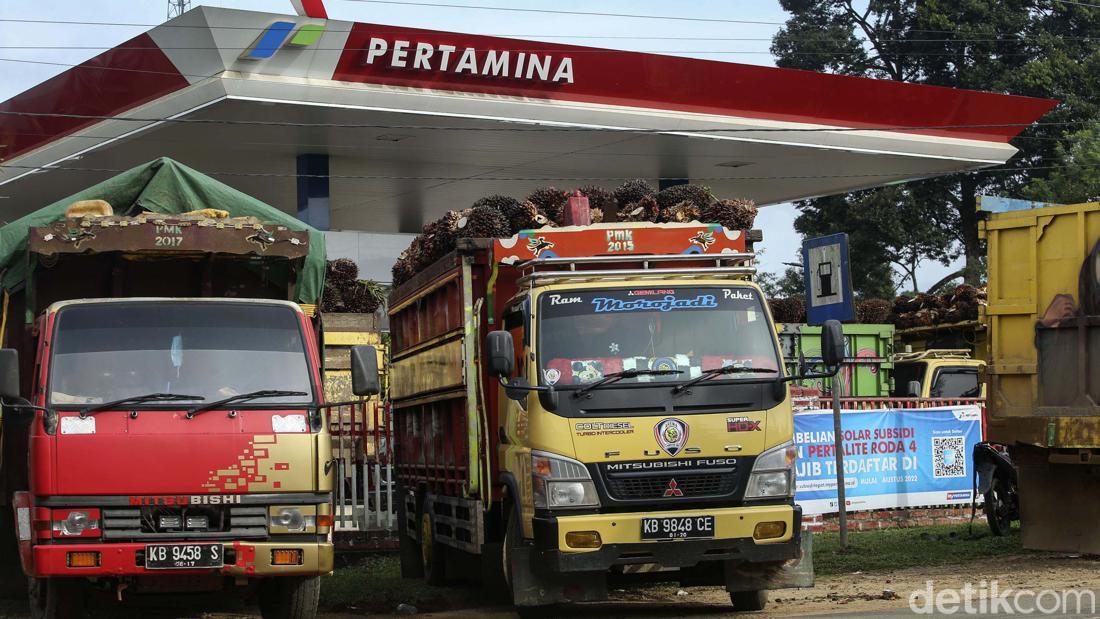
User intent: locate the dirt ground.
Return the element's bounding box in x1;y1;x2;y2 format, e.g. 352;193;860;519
0;553;1095;617
405;553;1100;618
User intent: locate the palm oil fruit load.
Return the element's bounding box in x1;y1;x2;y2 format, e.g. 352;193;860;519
321;258;387;314
391;180;759;286
891;285;986;329
766;285;985;327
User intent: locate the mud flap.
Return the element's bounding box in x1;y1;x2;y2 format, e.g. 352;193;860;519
725;532;814;592
510;546;607;607
1019;459;1100;554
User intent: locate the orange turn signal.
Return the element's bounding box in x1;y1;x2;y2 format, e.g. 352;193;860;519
565;531;602;549
753;521;787;540
67;551;100;568
315;514;333;528
271;549;303;565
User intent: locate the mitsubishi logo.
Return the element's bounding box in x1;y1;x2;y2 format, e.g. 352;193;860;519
663;479;684;497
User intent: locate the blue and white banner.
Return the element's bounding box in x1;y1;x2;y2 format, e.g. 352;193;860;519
793;406;982;516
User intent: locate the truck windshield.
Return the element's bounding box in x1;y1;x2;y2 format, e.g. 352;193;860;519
537;286;780;388
49;302;313;406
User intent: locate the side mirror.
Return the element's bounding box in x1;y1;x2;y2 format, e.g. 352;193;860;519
0;349;19;399
350;345;380;397
907;380;922;398
820;320;845;369
486;331;515;378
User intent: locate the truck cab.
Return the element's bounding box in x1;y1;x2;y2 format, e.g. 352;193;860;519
890;349;986;399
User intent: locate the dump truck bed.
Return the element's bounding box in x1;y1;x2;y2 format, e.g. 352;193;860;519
981;200;1100;447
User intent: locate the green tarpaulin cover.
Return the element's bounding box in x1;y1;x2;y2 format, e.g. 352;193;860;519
0;157;325;305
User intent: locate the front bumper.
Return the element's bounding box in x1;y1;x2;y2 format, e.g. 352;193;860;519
32;541;333;578
534;504;800;573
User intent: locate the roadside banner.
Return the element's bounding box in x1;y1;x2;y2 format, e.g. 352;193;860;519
793;406;982;516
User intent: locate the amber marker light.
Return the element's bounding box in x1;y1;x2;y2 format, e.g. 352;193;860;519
753;521;787;540
271;549;304;565
67;551;100;568
565;531;602;549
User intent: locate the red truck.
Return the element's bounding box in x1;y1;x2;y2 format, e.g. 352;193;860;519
350;218;838;611
0;160;367;618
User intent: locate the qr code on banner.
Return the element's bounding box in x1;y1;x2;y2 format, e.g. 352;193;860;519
932;436;967;478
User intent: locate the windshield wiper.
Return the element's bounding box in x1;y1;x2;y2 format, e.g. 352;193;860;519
574;369;683;398
186;389;308;419
672;366;778;394
80;393;205;418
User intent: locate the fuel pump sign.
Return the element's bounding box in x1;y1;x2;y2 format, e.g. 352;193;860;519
802;233;854;325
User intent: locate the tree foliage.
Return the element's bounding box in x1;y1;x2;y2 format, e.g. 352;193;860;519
772;1;1100;294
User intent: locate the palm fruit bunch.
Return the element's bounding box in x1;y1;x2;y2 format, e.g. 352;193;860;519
892;293;943;329
701;198;758;230
578;185;615;222
418;210;463;266
474;195;537;235
656;183;712;210
327;258;359;287
455;205;510;239
669;200;701;223
343;279;387;314
526;186;570;226
619;195;662;222
612;179;655;212
391;249;416;287
767;297;807;323
855;298;892;324
942;284;984;323
322;259;386;313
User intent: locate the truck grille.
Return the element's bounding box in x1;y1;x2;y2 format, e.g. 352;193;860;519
603;469;737;501
101;505;268;541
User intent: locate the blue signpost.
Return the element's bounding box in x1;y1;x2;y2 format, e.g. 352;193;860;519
802;233;854;325
801;233;855;547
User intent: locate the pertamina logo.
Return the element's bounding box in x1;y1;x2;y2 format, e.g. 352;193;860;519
241;21;326;60
654;418;689;457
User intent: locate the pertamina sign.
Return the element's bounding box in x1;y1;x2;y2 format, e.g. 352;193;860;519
360;37;575;84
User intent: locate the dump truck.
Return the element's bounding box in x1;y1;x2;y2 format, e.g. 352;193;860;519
889;349;986;399
0;158;356;619
349;211;843;611
979;199;1100;550
778;323;894;397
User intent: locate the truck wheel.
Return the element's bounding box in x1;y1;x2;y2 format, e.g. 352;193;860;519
397;488;423;578
730;589;767;611
420;507;447;585
257;576;321;619
28;577;84;619
985;476;1014;536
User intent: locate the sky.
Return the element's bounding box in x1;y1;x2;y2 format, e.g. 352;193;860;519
0;0;967;290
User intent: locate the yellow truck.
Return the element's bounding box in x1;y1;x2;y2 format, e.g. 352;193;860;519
890;349;986;399
350;221;842;611
980;199;1100;551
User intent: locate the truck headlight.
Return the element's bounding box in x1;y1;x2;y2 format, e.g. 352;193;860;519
52;509;100;537
269;506;317;533
532;451;599;509
744;441;797;499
